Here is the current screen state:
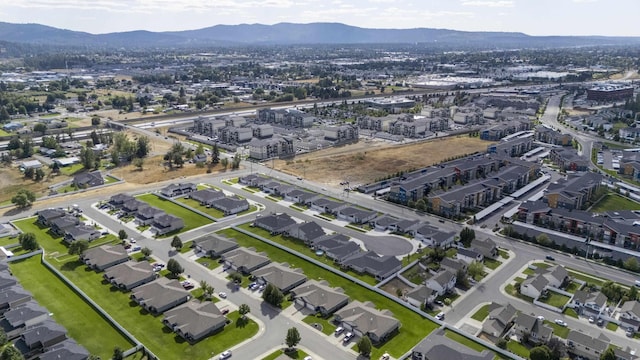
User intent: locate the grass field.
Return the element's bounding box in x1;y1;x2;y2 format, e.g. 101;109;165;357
563;308;579;318
302;314;337;336
104;175;119;184
471;304;491;321
0;236;17;247
507;340;530;358
484;258;502;270
60;163;85;176
591;193;640;213
176;197;225;219
218;228;438;359
444;329;488;353
567;269;606;287
262;349;310;360
544;320;569;338
539;291;571;308
137;193;211;232
10;256;132;359
13;217;70;256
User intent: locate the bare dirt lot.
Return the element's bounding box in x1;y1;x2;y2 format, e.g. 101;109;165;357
273;136;491;187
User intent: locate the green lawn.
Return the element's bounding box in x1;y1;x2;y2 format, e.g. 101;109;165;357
591;193;640;213
196;256;221;270
498;249;510;259
507;340;530;358
484;258;502;270
137;194;211;233
606;322;618;331
0;236;18;247
471;304;491;321
13;217;69;256
401;264;428;285
505;284;534;303
544;320;569;338
302;314;337;336
567;270;605;287
539;291;571;308
10;256;132;359
564;282;581;294
444;329;487;352
176;197;225;219
218;228;438;359
56;183;79;194
563;308;579;318
104;175;119;184
237;223;377;286
60;163;85;176
41;253;257;359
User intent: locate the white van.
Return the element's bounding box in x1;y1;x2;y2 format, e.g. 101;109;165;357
635;280;640;287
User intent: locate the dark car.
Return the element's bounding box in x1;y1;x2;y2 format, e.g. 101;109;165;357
545;255;555;261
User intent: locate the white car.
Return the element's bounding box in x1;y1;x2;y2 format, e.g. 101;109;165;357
219;350;232;359
343;332;354;343
554;319;567;327
218;292;227;299
435;312;445;320
334;326;344;335
303;357;312;360
537;315;545;321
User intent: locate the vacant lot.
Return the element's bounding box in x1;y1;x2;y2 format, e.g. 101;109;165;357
273;136;491;187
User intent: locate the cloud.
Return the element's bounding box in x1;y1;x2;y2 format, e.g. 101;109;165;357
461;0;514;7
572;0;598;3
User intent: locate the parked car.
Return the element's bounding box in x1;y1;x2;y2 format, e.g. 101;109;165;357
597;318;604;327
435;300;444;306
537;315;545;321
181;281;194;290
343;332;354;343
221;309;230;315
381;354;390;360
588;316;595;323
334;326;344;335
219;292;227;299
303;357;312;360
219;350;232;359
545;255;555;261
554;319;567;327
436;312;445;321
626;327;635;337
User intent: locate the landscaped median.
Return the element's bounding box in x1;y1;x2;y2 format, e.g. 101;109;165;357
217;227;439;359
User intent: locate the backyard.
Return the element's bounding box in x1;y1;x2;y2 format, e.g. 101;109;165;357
217;228;438;359
538;291;571;309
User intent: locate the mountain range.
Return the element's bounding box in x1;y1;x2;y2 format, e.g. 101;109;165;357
0;22;639;49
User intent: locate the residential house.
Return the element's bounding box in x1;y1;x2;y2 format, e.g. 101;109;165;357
290;280;349;317
72;170;104;188
510;313;553;344
221;247;271;274
108;194;134;209
189;189;225;207
19;319;67;356
2;301;50;338
284;189;320;205
456;247;484;264
120;199;147;216
472;237;499;259
63;225;101;243
80;244;129;271
543;172;603;210
284;221;326;244
425;270;456;297
406;285;437;308
337;207;378;224
566;330;608;360
520;274;549;299
0;286;32;314
334;301;400;344
162;301;227;343
252;263;307;294
160;183;197;197
323;241;362;263
130;278;191;315
482;303;517;341
370;215;399;231
36;208;67;227
0;272;18;291
569;290;607;316
210;196;250;215
49;215;80;236
238;174;270;187
411;328;494;360
39;339;89;360
253;213;296;235
613;347;640;360
412;224;456;249
440;258;468;275
341;251;402;281
310;198;347;215
192;235;238;258
135;206;164;225
151;213;184;235
103;261;157;291
619;300;640;332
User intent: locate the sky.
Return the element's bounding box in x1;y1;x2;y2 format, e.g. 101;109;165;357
1;0;638;37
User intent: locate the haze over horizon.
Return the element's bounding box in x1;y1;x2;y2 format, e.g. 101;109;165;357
1;0;638;37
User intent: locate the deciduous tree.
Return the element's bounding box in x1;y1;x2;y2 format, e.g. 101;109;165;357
285;327;301;349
